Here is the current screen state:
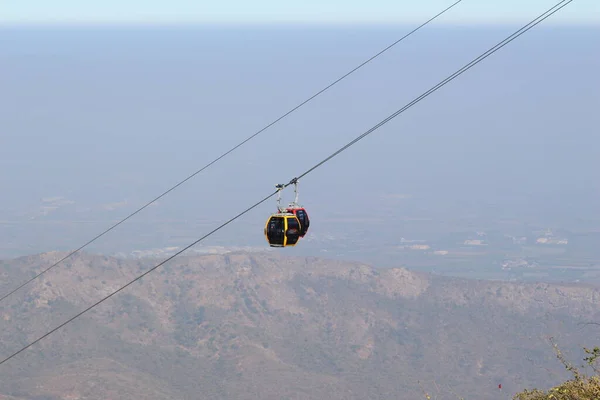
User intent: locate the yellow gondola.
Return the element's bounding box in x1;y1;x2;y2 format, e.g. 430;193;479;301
264;212;301;247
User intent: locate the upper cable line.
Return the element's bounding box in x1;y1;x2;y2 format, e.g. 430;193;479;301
0;0;463;306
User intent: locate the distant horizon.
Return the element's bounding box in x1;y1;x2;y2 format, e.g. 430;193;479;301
1;21;599;29
3;0;599;27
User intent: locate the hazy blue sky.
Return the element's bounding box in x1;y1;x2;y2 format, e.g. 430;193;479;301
2;0;599;25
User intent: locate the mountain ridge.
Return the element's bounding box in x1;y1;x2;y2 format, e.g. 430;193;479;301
0;250;598;399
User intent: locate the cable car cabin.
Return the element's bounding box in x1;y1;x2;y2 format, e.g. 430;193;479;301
264;213;301;247
284;207;310;237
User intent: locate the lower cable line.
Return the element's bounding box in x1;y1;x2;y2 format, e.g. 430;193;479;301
0;0;572;368
0;190;279;367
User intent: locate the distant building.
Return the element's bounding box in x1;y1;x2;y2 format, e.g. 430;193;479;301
536;237;568;245
408;244;430;250
464;239;487;246
400;237;427;244
501;258;538;270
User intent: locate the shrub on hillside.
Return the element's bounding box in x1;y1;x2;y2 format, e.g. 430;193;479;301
512;340;599;400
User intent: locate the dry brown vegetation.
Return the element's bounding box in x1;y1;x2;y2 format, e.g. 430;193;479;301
512;341;600;400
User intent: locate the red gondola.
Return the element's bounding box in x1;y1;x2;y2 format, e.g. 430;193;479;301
283;206;310;238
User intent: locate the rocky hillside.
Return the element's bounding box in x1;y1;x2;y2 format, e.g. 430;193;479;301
0;251;598;399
